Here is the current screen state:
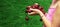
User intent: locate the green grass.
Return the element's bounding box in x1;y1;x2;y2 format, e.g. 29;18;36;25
0;0;52;27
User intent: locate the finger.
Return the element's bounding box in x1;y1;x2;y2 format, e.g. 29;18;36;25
30;8;39;12
28;12;36;15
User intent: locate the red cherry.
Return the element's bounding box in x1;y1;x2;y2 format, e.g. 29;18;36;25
34;3;39;9
32;5;39;9
31;6;35;9
25;16;29;21
26;10;31;13
40;18;42;21
26;6;32;9
32;3;39;9
26;6;32;13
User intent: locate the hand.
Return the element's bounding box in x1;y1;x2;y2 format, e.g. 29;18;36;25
28;8;41;15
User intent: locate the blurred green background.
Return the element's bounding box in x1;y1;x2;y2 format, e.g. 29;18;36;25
0;0;52;27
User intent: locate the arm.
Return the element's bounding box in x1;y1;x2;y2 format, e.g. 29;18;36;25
38;10;51;27
29;8;51;27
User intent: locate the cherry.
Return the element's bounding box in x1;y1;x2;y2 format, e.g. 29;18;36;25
26;6;31;9
26;6;33;13
25;16;29;21
40;18;42;21
26;10;31;13
32;3;39;9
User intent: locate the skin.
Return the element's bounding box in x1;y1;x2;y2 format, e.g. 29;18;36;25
52;1;60;27
28;0;60;27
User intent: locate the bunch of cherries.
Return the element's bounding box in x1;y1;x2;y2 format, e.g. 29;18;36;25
25;3;45;21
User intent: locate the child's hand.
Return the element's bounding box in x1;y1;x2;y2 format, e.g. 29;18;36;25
28;8;41;15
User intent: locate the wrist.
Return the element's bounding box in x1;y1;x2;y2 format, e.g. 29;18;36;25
38;11;44;16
